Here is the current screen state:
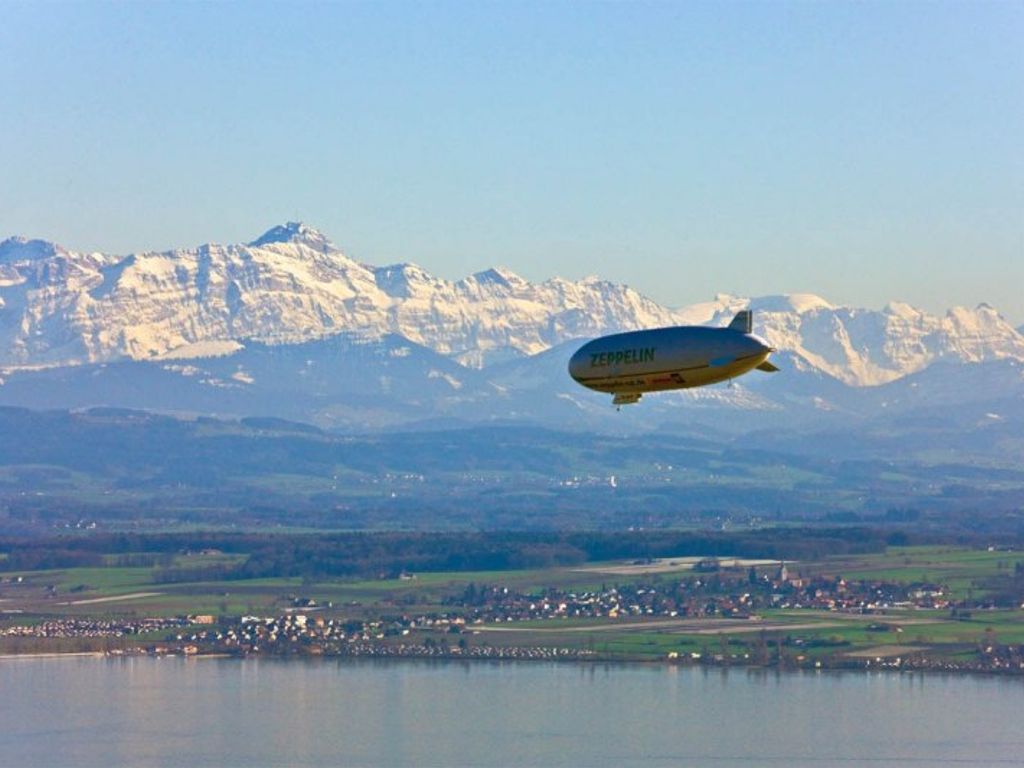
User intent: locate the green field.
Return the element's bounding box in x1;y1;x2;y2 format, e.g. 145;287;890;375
3;545;1023;666
804;546;1024;600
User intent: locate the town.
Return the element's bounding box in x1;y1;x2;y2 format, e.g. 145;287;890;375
4;557;1022;674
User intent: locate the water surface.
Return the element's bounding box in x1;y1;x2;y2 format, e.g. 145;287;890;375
1;657;1022;767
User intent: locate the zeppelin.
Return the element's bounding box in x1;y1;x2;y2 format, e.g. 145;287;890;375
568;310;778;407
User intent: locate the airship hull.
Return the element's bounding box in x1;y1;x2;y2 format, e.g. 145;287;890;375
567;317;775;404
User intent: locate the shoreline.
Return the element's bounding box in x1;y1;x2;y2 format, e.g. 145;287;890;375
0;652;107;660
1;647;1022;679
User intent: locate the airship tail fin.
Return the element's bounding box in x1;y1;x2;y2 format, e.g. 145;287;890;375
756;360;780;373
727;310;753;333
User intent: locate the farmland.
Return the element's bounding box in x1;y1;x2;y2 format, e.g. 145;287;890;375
2;539;1023;673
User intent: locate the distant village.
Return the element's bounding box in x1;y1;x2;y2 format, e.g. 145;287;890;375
439;561;957;621
3;560;1022;674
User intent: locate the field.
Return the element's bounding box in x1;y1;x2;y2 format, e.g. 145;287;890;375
803;545;1024;601
2;544;1023;668
464;607;1024;662
1;551;613;623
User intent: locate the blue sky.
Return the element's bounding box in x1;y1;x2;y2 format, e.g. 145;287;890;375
2;2;1021;321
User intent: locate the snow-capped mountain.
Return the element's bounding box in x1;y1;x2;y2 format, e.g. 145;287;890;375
0;223;1022;390
0;223;678;370
681;293;1024;386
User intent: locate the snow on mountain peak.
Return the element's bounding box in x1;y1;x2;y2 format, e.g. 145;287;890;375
373;262;438;298
0;236;62;262
713;292;742;304
467;266;527;288
247;222;333;251
884;301;923;319
674;294;747;325
744;296;1024;387
0;225;1020;388
750;293;834;314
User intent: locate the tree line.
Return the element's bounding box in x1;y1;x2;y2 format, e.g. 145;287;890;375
0;527;952;580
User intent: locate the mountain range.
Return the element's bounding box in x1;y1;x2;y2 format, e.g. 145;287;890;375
1;223;1022;435
1;223;1022;532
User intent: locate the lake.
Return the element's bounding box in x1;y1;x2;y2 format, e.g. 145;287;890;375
1;657;1022;767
